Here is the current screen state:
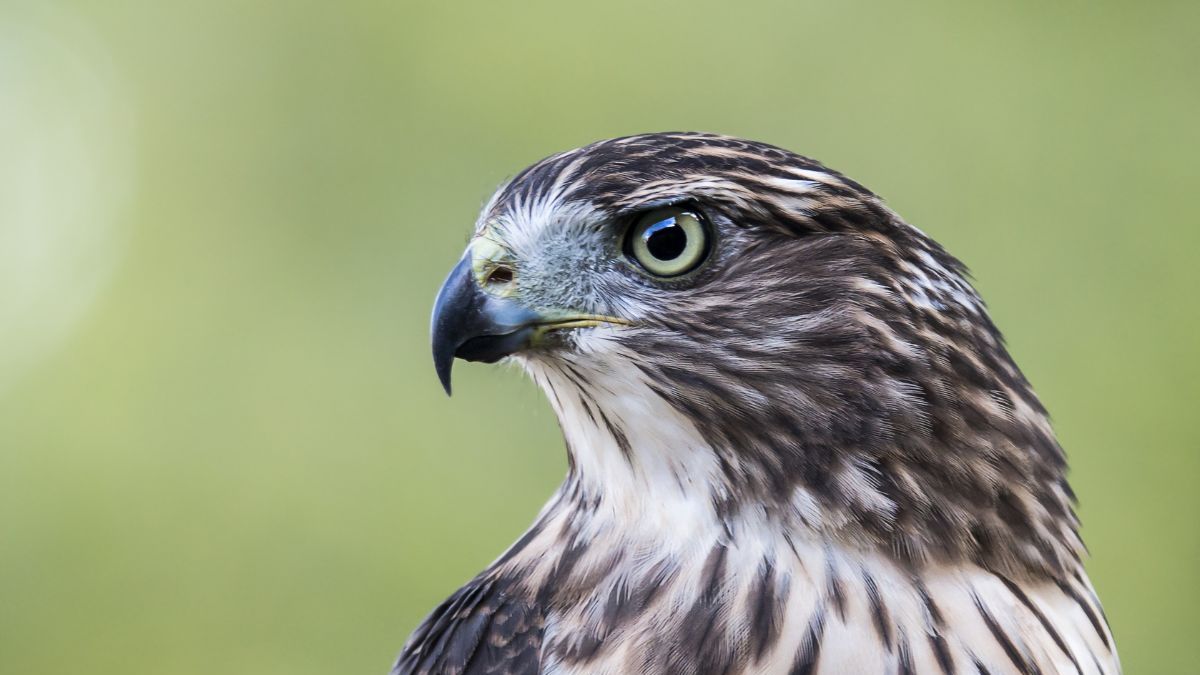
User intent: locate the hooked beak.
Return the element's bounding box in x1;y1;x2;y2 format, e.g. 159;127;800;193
430;256;629;395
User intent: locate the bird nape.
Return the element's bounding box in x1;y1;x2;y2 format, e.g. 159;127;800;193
398;133;1118;675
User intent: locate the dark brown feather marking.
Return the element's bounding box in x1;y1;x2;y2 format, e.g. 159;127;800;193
999;575;1083;673
916;581;955;675
897;631;916;675
825;552;847;621
972;591;1039;675
672;544;735;674
1056;580;1112;651
789;607;826;675
748;559;785;661
594;406;632;461
862;569;893;651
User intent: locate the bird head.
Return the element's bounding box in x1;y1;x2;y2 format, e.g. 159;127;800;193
431;133;1080;578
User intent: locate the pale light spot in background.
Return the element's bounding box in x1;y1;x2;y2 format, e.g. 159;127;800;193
0;4;134;395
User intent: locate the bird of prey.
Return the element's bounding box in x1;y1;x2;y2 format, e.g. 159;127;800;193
396;133;1118;674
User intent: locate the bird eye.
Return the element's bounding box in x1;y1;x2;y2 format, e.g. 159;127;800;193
624;207;710;277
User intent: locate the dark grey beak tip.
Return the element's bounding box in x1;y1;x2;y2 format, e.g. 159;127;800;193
431;257;473;397
434;351;454;397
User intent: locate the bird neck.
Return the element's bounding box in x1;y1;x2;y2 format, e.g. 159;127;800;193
521;340;1083;582
524;352;730;522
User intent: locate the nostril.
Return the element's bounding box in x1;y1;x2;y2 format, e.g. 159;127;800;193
485;265;514;286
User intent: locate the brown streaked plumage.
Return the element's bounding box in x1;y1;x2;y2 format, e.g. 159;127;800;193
398;133;1119;674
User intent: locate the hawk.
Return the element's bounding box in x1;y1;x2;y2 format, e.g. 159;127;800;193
395;133;1118;674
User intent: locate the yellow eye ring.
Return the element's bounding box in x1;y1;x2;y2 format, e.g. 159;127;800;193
624;207;710;277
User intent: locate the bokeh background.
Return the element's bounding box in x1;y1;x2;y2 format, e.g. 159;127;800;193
1;1;1196;672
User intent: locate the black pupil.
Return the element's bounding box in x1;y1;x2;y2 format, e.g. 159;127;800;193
643;218;688;261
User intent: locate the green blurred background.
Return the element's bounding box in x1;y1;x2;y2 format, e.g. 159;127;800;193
1;1;1196;672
